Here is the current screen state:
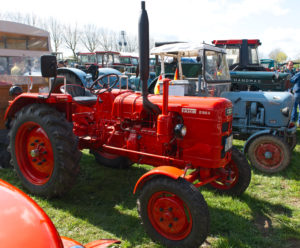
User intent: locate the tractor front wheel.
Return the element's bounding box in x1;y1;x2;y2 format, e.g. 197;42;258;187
247;135;290;173
137;177;209;248
8;104;81;197
209;147;251;196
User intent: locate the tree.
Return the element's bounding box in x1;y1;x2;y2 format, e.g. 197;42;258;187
46;17;63;53
81;24;101;52
269;48;287;63
98;28;115;51
63;24;80;59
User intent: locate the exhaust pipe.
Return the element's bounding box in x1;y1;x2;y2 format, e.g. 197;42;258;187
138;1;160;114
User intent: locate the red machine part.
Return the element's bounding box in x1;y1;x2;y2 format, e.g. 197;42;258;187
133;166;184;194
15;121;54;185
0;179;120;248
212;39;261;45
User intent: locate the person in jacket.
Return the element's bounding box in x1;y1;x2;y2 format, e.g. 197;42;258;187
290;72;300;127
285;61;295;76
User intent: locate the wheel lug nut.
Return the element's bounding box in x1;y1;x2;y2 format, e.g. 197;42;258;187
169;207;172;211
35;139;40;143
169;223;173;228
42;159;46;162
40;142;45;146
32;158;37;162
30;143;35;146
43;151;47;155
160;218;164;222
159;208;163;212
173;217;178;221
37;162;43;165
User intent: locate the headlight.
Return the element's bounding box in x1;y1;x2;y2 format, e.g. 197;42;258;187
174;124;187;138
281;107;289;117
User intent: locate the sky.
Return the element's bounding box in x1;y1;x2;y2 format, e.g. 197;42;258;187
1;0;300;59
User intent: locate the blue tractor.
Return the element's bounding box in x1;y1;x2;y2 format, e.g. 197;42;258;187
150;42;297;173
52;67;131;95
220;91;296;173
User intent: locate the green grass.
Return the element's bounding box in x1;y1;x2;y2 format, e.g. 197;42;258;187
1;131;300;248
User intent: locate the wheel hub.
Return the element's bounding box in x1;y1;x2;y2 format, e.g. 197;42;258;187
264;151;272;159
15;122;54;185
255;142;284;168
148;192;192;240
30;149;39;158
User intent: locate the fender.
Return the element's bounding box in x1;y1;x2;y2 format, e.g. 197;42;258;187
243;129;273;154
133;166;184;194
4;93;72;122
57;67;89;87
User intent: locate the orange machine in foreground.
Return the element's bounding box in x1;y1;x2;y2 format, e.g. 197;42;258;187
0;179;120;248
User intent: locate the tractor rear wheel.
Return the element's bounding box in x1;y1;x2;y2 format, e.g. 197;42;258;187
8;104;81;197
209;147;251;196
247;135;290;173
90;150;132;169
137;177;209;248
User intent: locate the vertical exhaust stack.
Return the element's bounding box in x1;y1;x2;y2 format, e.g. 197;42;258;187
138;1;160;114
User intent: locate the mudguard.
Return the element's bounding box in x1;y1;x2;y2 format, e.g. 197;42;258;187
57;67;90;87
133;166;184;194
243;129;272;153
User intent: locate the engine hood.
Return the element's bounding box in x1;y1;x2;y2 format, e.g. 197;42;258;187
221;91;294;107
112;92;232;121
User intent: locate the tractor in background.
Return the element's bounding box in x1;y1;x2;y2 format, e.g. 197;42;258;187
150;42;296;173
260;59;277;71
4;2;251;247
212;39;291;91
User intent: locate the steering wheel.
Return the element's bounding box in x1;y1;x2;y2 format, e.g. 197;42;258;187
88;73;120;94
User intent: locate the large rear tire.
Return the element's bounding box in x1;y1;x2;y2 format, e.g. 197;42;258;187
209;147;251;196
90;150;132;169
0;129;11;168
247;135;290;173
8;104;81;197
137;177;209;248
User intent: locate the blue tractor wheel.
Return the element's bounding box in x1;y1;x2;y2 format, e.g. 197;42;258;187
247;135;291;173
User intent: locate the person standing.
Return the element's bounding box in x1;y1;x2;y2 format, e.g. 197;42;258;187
285;61;295;76
290;72;300;127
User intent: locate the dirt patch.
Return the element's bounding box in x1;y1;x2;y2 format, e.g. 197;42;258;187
254;215;272;236
285;238;300;248
287;197;300;208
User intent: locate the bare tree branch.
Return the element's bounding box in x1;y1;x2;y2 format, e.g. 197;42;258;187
99;28;114;51
81;24;100;52
63;24;80;59
46;17;63;53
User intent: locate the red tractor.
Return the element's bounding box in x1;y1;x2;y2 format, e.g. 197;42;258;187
4;2;251;247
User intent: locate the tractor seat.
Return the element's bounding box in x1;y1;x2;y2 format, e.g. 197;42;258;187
63;84;102;105
73;95;102;105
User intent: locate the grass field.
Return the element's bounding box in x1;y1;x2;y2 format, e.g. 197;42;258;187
0;131;300;248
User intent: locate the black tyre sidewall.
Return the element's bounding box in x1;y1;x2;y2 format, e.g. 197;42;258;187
91;149;131;169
